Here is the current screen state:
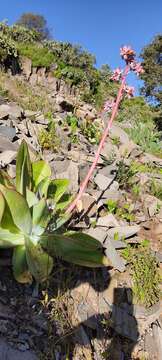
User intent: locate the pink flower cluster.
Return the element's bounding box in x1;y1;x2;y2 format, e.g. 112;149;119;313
120;46;136;63
120;45;144;75
123;85;134;98
130;61;144;76
111;67;123;81
103;99;115;113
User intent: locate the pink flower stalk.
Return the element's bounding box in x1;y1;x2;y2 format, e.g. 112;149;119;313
111;67;123;81
66;64;130;214
123;85;134;98
66;45;142;214
120;46;136;63
103;99;115;113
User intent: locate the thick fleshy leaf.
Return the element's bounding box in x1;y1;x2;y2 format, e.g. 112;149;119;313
37;177;50;198
32;199;50;235
40;232;110;267
16;140;32;196
32;161;51;190
26;189;38;208
55;194;72;211
25;237;53;283
12;245;32;283
0;192;5;222
0;185;32;235
1;202;21;233
48;179;69;203
0;170;14;188
0;228;24;247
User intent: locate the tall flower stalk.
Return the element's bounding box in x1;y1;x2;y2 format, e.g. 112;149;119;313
66;47;143;214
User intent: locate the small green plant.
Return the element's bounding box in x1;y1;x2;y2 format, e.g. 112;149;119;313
131;249;160;307
111;136;120;146
132;184;141;198
150;180;162;200
106;199;118;214
116;203;135;222
38;121;60;151
116;160;135;188
0;141;109;284
81;120;101;144
65;115;79;143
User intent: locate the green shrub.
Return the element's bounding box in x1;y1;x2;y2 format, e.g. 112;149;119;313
126;121;162;156
17;43;55;67
117;96;155;124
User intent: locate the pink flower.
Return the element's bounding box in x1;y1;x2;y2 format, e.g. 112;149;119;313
133;62;144;75
120;46;136;63
111;67;123;81
103;99;115;113
123;85;134;98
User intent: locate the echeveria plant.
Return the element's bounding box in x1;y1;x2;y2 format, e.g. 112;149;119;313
0;141;109;283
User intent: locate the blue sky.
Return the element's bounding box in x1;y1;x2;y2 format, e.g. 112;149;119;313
1;0;162;92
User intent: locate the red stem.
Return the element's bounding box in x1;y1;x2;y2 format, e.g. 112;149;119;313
66;64;130;214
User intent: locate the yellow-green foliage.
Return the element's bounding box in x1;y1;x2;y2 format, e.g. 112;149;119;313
38;121;60;151
17;43;55;68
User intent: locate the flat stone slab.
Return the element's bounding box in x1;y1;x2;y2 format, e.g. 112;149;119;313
0;338;38;360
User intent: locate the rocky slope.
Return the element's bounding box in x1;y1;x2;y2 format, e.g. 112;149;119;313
0;69;162;360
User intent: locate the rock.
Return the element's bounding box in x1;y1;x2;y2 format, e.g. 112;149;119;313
152;324;162;360
105;238;127;249
104;239;126;272
0;104;11;119
99;164;117;178
109;124;130;144
143;194;161;217
100;276;118;306
110;304;139;341
0;150;17;167
35;114;49;125
0;126;16;141
140;153;162;167
107;225;140;240
94;173;114;191
0;338;38;360
119;140;137;157
20;56;32;80
86;227;107;244
7;164;16;178
97;214;119;228
8;103;23;118
24;110;38;118
100;141;120;161
52;160;78;192
79;193;97;217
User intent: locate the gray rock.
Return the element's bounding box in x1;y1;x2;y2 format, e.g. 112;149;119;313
0;338;38;360
107;225;140;240
105;239;126;272
0;104;10;119
86;227;107;244
94;173;114;190
152;324;162;360
109;124;130;144
0;126;16;141
0;150;17;167
20;56;32;80
105;238;127;249
97;214;119;228
52;160;78;193
110;304;139;341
